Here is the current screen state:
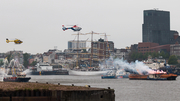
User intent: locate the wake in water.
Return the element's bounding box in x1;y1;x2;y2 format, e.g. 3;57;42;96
23;69;32;74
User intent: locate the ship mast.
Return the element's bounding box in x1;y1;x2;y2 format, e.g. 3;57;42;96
72;32;86;68
76;31;79;68
73;30;107;68
86;31;101;67
90;31;93;67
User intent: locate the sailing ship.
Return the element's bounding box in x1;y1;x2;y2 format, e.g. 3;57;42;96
69;31;111;76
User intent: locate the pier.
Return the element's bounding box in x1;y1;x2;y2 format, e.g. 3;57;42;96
0;82;115;101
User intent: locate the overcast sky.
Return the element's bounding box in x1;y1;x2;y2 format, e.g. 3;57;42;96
0;0;180;54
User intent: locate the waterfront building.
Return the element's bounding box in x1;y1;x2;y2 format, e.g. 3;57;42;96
68;40;86;50
43;50;55;63
114;49;131;59
33;54;43;63
42;52;50;63
131;44;138;52
43;49;65;64
91;38;114;60
170;44;180;57
169;31;180;44
138;42;170;54
28;55;34;65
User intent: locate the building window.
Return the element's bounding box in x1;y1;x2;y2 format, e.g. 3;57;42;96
144;12;148;16
148;12;152;16
153;13;157;16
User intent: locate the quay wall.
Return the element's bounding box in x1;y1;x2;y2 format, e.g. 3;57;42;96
0;89;115;101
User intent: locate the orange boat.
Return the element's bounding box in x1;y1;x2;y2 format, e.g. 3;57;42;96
129;73;178;80
148;73;177;80
129;74;148;80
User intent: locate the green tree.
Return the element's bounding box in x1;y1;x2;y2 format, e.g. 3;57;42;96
23;53;30;68
168;55;178;65
164;53;170;59
0;60;3;66
30;61;37;66
143;52;149;60
7;54;11;62
138;53;143;60
160;51;165;58
156;52;160;58
151;52;156;58
129;51;139;61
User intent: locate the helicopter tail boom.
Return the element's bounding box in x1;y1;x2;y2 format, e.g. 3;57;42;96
62;25;68;31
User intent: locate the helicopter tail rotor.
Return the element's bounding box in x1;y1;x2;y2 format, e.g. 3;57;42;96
62;25;67;31
6;38;9;43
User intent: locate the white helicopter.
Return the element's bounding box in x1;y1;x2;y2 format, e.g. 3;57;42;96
62;25;82;31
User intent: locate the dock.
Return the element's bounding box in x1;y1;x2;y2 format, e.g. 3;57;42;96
0;82;115;101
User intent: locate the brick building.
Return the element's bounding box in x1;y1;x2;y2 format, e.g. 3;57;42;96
138;42;170;54
91;38;114;60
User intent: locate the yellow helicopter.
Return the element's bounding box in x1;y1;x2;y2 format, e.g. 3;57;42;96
6;38;23;44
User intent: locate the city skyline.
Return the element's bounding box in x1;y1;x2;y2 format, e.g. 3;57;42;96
0;0;180;54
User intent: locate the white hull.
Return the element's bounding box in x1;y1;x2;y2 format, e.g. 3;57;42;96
69;70;108;76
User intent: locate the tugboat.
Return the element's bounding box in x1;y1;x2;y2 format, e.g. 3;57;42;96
101;70;117;79
3;72;31;82
116;69;130;79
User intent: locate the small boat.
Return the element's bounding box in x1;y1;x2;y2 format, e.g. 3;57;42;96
101;70;117;79
101;75;117;79
116;69;130;78
3;72;31;82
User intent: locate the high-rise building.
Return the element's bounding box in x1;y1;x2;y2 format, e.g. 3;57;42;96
142;9;170;45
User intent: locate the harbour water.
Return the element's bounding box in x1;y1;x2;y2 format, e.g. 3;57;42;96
27;75;180;101
1;75;180;101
